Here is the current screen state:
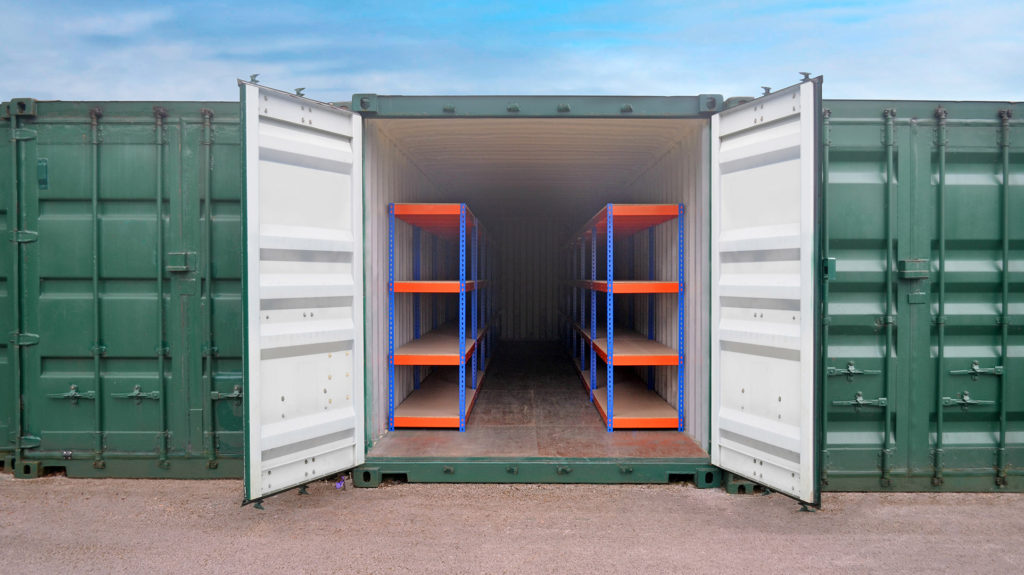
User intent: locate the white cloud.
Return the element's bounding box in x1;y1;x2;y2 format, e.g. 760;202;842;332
0;0;1020;103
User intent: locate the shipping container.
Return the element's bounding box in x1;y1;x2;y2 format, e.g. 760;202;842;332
1;78;1020;505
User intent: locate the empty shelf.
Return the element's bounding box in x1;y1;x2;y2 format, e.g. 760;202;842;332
393;323;488;365
393;365;488;428
592;330;678;366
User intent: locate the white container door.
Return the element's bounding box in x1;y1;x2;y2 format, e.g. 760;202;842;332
241;82;364;502
710;79;822;504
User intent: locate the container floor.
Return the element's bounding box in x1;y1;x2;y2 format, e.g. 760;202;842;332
368;341;707;459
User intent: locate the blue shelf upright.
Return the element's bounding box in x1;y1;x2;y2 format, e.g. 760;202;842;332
565;204;686;431
387;203;492;431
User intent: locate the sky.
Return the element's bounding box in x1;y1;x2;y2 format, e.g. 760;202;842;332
0;0;1021;104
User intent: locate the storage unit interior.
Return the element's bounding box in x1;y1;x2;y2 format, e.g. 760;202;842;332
364;116;711;459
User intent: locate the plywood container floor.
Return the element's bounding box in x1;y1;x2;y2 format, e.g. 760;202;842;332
370;342;706;459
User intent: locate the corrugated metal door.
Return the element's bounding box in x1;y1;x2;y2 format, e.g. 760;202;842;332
822;100;1022;491
241;83;365;502
2;100;243;477
710;79;822;504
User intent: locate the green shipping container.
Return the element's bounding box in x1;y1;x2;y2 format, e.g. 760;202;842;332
1;79;1020;504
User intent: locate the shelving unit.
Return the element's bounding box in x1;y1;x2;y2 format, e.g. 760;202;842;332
564;203;685;431
389;203;492;431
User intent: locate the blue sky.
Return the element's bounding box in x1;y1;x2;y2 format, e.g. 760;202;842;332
1;0;1021;103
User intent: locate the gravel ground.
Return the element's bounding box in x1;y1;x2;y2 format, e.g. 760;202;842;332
2;472;1022;574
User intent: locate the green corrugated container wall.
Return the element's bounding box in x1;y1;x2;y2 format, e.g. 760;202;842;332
1;96;1020;490
821;100;1021;491
1;100;243;478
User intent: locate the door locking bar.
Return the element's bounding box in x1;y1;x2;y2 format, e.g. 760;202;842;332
48;384;96;406
826;361;881;383
211;385;243;406
832;391;887;411
111;385;161;405
949;360;1003;382
942;390;994;411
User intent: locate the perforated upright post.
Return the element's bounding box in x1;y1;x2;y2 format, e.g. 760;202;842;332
413;227;421;390
629;235;636;328
590;227;597;402
481;231;487;361
387;204;396;431
606;205;615;432
677;203;686;431
579;240;586;363
648;226;656;390
458;205;467;431
431;234;438;330
471;214;478;390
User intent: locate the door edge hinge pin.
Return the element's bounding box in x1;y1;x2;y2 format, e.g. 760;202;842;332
10;230;38;243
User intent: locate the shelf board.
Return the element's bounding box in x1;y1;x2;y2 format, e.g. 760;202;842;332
393;364;488;428
572;357;678;429
581;280;679;294
392;280;485;293
393;323;488;366
571;204;679;242
592;330;678;366
593;376;679;429
393;203;477;239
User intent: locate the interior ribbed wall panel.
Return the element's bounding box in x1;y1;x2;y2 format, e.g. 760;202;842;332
617;125;709;448
364;117;708;444
363;123;442;440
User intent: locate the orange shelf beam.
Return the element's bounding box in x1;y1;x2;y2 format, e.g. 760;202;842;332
572;203;679;241
393;203;478;239
583;280;679;294
392;280;485;293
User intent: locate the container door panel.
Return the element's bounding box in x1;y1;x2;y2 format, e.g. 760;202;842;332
241;83;364;502
710;79;821;504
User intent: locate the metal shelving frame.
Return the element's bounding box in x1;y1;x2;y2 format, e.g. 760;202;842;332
388;203;491;432
565;203;685;431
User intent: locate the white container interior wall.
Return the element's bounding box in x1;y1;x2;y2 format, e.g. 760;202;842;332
363;118;710;447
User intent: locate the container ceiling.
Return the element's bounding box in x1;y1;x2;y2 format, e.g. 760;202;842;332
373;118;703;219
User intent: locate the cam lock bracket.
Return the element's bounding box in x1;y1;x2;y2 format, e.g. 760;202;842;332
165;251;197;273
826;361;880;383
898;259;930;280
822;257;837;280
111;385;161;405
832;391;887;411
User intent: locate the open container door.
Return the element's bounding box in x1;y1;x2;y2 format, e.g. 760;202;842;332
710;78;822;504
241;81;364;503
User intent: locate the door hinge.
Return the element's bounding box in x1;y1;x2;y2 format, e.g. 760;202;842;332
19;435;41;449
165;251;197;273
8;331;40;346
10;230;38;243
12;128;36;141
822;257;837;280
